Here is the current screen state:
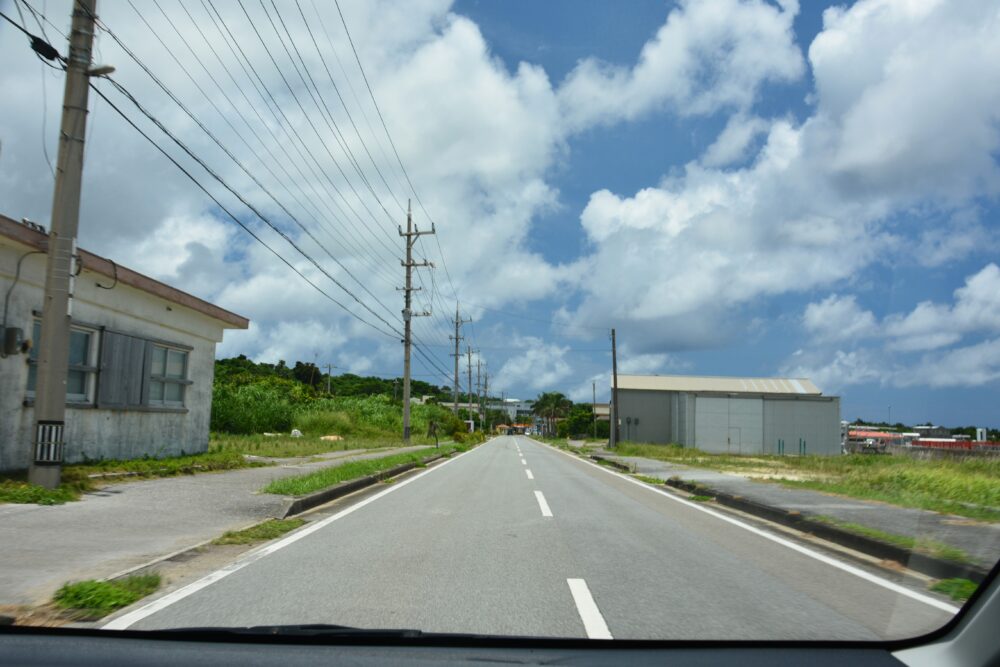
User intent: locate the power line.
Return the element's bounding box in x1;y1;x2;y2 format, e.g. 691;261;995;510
93;10;406;338
89;82;398;341
99;75;405;339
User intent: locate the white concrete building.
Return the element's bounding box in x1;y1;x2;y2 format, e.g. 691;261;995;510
0;215;248;471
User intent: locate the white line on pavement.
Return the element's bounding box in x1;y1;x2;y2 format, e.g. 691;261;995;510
534;490;553;517
541;441;960;615
567;578;612;640
521;458;527;465
102;445;480;630
526;469;534;480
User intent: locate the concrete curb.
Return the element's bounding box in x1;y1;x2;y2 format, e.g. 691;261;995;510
277;452;449;518
590;454;990;583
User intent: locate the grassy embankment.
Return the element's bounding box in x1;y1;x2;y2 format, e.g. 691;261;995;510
611;443;1000;523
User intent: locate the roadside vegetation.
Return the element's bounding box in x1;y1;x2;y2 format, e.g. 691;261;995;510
0;479;82;505
262;446;467;496
52;574;161;620
612;443;1000;522
930;578;978;602
213;519;305;545
812;516;971;563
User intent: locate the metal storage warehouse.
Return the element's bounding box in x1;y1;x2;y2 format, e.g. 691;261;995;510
611;375;841;456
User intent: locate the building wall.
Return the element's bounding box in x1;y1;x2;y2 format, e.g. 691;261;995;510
616;388;841;455
763;397;841;456
1;242;229;471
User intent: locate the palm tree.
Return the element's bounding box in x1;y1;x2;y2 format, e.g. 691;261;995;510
533;392;572;436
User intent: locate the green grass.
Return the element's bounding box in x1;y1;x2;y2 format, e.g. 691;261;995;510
63;448;256;484
633;475;664;485
53;574;161;619
262;446;463;496
930;578;978;602
813;516;971;563
0;479;81;505
212;519;305;545
690;495;714;502
612;443;1000;522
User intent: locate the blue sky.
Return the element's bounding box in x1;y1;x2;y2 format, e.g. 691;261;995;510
1;0;998;427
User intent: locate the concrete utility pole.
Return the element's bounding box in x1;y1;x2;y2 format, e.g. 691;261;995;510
593;381;597;439
466;345;474;430
611;328;620;448
398;200;434;444
30;0;99;489
476;358;482;424
483;370;489;432
325;363;335;394
450;305;471;415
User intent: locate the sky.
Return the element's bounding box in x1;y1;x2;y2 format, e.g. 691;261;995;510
1;0;998;427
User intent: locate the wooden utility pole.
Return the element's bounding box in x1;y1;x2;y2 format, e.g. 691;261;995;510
30;0;99;489
450;306;470;414
398;200;433;444
611;328;620;447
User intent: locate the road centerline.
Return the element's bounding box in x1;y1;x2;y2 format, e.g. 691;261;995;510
534;490;553;517
567;578;612;640
526;469;534;480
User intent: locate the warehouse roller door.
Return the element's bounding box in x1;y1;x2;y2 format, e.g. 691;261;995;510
694;397;763;453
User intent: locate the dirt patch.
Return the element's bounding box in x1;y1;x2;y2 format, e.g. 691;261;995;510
0;603;72;627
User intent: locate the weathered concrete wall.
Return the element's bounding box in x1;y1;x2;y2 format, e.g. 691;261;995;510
1;239;225;470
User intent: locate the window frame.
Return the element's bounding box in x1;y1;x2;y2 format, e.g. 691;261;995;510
146;344;192;409
26;319;100;405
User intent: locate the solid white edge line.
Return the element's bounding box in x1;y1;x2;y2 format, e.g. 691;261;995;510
526;469;534;480
539;441;960;615
567;578;612;640
102;443;484;630
534;490;553;517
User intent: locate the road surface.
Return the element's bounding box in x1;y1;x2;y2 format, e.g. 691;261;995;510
107;436;956;640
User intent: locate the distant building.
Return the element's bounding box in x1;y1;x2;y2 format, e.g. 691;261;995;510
486;398;535;423
612;374;841;455
914;425;951;439
593;402;610;421
0;214;248;471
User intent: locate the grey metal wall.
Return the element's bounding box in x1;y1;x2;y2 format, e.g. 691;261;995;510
617;388;840;455
762;397;841;455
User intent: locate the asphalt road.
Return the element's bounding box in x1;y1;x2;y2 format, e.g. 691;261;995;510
110;436;956;640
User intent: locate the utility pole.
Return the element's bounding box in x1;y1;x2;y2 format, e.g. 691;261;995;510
398;200;434;444
325;363;335;394
450;305;471;415
466;345;474;430
483;370;489;433
476;358;482;425
593;381;597;440
611;328;620;448
29;0;99;489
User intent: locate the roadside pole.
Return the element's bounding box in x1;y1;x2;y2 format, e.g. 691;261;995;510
398;200;433;444
466;345;474;430
611;328;620;448
449;306;470;414
29;0;98;489
592;381;597;439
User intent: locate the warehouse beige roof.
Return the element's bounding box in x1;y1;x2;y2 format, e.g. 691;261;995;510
617;374;822;395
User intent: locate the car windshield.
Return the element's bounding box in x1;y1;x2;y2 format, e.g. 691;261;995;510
0;0;998;643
